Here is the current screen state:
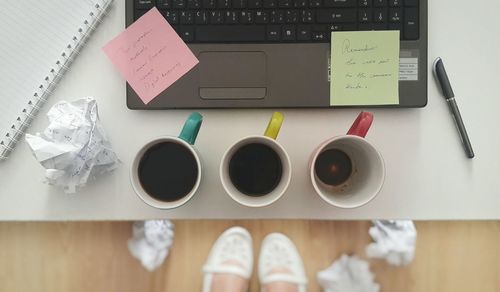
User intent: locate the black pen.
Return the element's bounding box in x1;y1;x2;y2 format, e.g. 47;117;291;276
433;57;474;158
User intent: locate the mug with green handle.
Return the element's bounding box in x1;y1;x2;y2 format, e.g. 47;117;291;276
131;112;203;209
220;112;292;208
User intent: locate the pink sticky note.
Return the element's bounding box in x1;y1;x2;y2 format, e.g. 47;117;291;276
103;8;198;104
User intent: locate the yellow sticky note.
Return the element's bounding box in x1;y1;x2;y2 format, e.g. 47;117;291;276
330;31;400;106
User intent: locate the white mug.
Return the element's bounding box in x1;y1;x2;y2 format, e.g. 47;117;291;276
131;112;203;209
220;112;291;208
309;112;385;208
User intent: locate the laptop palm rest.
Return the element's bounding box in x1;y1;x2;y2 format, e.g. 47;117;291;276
198;51;267;100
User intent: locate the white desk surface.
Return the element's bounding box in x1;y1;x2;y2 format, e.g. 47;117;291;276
1;0;499;221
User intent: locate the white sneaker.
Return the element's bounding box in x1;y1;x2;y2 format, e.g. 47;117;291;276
202;227;254;292
259;233;308;292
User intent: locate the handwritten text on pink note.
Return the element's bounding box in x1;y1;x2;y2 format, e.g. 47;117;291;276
102;8;198;104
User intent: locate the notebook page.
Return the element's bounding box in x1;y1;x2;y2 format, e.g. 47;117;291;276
0;0;105;145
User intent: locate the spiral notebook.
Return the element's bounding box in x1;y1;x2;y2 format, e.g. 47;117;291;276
0;0;113;160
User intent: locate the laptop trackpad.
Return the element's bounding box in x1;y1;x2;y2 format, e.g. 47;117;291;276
199;51;267;100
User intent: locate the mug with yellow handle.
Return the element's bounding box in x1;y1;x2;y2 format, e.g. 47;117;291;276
220;112;291;208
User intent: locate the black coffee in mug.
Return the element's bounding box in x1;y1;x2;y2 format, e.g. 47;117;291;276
138;142;198;202
229;143;283;196
314;148;353;186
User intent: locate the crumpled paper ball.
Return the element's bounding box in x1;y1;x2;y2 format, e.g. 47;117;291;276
128;220;175;271
25;97;119;193
365;220;417;266
317;254;380;292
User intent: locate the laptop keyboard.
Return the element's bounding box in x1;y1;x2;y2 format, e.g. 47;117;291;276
134;0;419;43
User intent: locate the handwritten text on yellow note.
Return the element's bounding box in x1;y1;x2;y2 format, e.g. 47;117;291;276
330;31;400;106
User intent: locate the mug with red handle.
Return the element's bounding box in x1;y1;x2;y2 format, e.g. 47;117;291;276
309;112;385;208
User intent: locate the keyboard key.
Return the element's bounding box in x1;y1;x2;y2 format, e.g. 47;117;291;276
404;7;418;39
255;11;269;23
135;0;155;9
180;11;194;24
358;0;371;7
286;10;299;23
312;31;327;41
301;10;314;23
324;0;356;7
203;0;216;8
358;9;371;22
240;11;254;23
233;0;247;7
218;0;231;8
389;0;400;6
389;8;401;22
279;0;292;8
373;0;386;7
312;24;327;39
373;9;387;22
282;25;296;41
157;0;172;9
270;10;285;23
173;0;186;8
179;26;194;41
404;0;418;6
162;11;179;23
196;25;266;41
309;0;321;7
248;0;262;8
263;0;278;7
225;11;239;23
328;24;341;31
294;0;308;7
210;11;224;23
267;25;281;40
187;0;201;8
326;24;352;31
297;25;311;40
195;10;209;23
316;9;356;23
329;24;356;31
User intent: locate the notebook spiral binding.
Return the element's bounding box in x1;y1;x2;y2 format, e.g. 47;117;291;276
0;0;113;160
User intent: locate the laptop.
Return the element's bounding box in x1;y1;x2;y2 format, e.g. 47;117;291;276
126;0;427;109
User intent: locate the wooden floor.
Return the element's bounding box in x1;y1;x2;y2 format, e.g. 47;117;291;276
0;221;499;292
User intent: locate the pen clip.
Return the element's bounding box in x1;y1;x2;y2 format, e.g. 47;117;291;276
433;57;455;99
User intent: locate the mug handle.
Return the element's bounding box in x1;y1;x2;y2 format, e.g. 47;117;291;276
179;112;203;145
264;112;284;140
347;111;373;138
